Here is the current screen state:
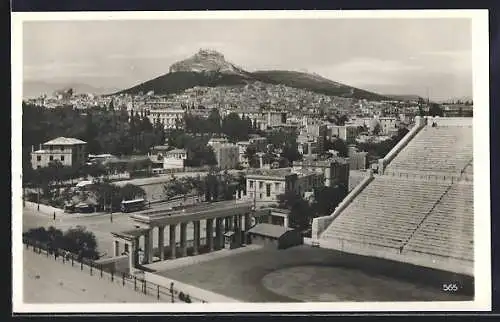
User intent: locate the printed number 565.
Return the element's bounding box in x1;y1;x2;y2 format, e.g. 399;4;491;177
442;284;459;292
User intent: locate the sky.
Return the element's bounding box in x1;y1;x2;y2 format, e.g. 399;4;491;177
22;18;472;100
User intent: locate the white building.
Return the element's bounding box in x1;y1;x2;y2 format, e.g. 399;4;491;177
246;168;324;205
162;149;188;169
31;137;87;169
148;109;185;129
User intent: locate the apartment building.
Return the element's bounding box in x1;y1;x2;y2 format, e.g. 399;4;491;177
293;157;349;188
31;137;87;169
347;145;368;171
329;124;360;143
246;168;324;204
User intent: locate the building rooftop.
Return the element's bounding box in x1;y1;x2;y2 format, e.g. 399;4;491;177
151;145;171;151
247;223;293;238
246;168;293;178
165;149;187;154
44;137;87;145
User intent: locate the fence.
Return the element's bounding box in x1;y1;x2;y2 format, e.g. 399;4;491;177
23;238;207;303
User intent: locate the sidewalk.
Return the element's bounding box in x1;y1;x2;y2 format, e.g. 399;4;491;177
24;201;109;219
24;201;64;216
144;244;262;272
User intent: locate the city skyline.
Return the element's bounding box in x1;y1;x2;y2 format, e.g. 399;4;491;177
23;18;472;100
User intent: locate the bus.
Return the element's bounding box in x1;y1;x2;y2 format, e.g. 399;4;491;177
120;198;147;213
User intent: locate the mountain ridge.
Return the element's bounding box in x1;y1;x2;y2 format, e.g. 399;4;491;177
113;49;389;101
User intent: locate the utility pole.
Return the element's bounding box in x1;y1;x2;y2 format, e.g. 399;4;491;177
37;186;40;211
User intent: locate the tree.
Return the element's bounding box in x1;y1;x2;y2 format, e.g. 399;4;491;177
244;145;259;168
184;137;217;167
222;113;250;143
204;170;220;202
23;225;100;260
311;184;348;218
418;104;425;117
163;177;190;200
120;184;146;201
428;103;444;117
277;191;312;230
326;138;348;158
281;143;301;163
337;114;349;126
372;123;381;136
63;226;100;260
207;108;222;134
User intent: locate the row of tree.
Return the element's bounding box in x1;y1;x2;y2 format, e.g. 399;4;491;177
183;109;260;142
23;103;166;158
23;226;100;260
162;170;246;203
85;182;146;211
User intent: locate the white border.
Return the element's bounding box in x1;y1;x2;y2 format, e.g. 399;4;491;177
12;10;491;313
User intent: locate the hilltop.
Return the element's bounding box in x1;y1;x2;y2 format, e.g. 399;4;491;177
114;49;388;101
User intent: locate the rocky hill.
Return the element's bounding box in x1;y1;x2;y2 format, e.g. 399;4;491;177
114;49;388;101
169;49;251;78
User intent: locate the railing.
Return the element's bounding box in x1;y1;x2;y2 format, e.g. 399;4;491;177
22;238;207;303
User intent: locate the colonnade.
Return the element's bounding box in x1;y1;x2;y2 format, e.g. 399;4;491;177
113;213;253;267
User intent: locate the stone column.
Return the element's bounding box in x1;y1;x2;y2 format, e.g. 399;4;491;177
224;217;229;231
113;239;120;257
206;218;214;252
238;215;243;231
233;215;239;230
216;218;224;249
244;214;252;231
158;226;165;261
244;214;252;245
144;229;153;264
180;222;187;257
169;224;177;259
237;215;243;245
133;237;140;266
193;220;200;255
127;241;134;274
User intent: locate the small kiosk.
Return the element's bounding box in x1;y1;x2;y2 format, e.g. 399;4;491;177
224;231;237;249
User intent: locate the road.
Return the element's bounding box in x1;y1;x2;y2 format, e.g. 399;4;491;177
22;203;217;259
